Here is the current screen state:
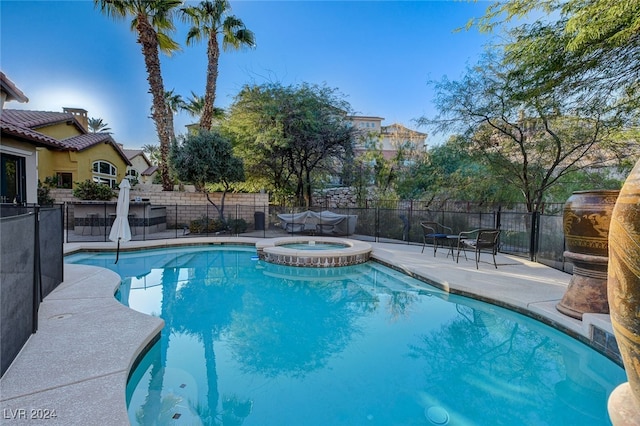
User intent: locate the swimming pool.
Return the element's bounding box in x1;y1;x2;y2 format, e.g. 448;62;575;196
67;246;625;425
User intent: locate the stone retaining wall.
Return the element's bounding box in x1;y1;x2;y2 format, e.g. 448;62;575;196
312;187;360;208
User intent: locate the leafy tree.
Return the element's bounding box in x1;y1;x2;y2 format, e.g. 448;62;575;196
87;117;111;133
396;135;520;206
223;82;355;207
351;130;392;193
94;0;181;192
37;180;54;205
419;52;634;212
170;129;244;222
546;168;627;203
181;0;255;130
469;0;640;131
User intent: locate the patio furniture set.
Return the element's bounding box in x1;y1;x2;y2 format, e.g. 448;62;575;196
420;221;501;269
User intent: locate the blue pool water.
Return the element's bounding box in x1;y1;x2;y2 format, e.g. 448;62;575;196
66;246;626;425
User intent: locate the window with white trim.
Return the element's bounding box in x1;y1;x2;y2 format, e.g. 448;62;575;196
92;160;117;188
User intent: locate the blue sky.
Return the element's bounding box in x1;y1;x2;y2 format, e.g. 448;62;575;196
1;1;494;149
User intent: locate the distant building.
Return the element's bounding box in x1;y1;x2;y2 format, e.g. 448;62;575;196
348;115;428;161
316;115;429;187
122;148;157;185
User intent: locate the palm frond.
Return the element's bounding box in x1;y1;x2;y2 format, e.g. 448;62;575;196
157;31;181;55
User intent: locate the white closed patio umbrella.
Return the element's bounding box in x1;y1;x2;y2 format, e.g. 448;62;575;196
109;178;131;263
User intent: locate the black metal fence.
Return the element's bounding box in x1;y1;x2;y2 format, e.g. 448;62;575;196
314;198;566;215
64;202;568;272
0;204;64;377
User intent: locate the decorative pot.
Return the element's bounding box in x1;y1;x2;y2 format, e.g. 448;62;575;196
557;190;620;319
563;190;620;256
607;161;640;425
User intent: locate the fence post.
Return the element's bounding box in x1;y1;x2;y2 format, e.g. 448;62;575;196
376;207;380;242
32;210;41;333
65;202;69;243
408;202;413;244
102;202;106;242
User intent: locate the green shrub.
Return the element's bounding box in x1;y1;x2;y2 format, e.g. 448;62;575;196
189;216;227;233
72;180;116;201
37;180;54;205
189;217;206;234
227;218;248;234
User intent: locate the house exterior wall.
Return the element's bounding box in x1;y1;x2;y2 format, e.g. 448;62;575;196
349;116;383;133
37;140;128;187
127;154;152;183
0;136;38;203
139;172;155;185
35;121;82;140
37;148;77;183
76;143;129;183
349;117;427;159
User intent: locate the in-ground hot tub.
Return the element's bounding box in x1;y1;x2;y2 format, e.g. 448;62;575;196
256;236;372;267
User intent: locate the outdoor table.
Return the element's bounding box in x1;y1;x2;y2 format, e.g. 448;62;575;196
445;234;467;261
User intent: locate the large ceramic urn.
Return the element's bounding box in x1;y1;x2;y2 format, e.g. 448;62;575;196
607;161;640;425
557;190;620;319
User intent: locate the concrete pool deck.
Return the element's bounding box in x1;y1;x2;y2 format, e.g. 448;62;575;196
0;238;620;425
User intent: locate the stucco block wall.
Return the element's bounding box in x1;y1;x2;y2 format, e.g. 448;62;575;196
50;186;269;229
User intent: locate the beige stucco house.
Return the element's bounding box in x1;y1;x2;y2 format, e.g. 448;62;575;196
122;149;157;185
349;115;428;161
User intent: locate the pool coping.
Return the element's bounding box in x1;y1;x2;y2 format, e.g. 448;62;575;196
256;236;372;267
0;237;621;425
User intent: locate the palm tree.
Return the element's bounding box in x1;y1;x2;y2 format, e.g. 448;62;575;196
87;117;112;133
94;0;181;191
142;144;161;165
184;91;205;118
164;89;185;136
181;0;255;130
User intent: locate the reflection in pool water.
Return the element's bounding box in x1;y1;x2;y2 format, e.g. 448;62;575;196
67;246;625;425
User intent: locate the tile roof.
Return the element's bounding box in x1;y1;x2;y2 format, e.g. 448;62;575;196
1;109;79;129
141;165;158;176
0;72;28;103
1;108;131;165
123;149;152;167
62;133;132;166
0;120;66;148
123;149;143;159
63;133;114;150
